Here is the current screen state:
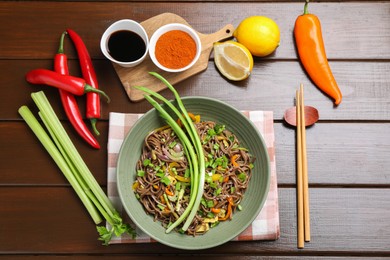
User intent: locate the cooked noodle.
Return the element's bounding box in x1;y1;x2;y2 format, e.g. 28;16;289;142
133;120;254;235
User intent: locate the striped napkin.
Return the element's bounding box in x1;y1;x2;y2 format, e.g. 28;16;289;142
107;111;280;244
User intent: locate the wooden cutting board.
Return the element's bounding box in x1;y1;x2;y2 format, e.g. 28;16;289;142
111;13;234;102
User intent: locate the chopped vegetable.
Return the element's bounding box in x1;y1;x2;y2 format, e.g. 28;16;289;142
219;197;234;221
211;207;221;214
137;170;145;177
161;176;171;186
177;112;201;127
165;186;174;196
238;172;247;182
231;154;240;167
132;181;139;191
18;91;135;245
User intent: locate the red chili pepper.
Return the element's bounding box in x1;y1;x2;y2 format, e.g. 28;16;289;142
54;32;100;149
67;29;101;135
25;69;110;103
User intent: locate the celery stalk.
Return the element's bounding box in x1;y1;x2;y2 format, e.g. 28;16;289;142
39;111;114;225
39;111;89;192
31;91;116;218
20;91;135;245
18;106;102;224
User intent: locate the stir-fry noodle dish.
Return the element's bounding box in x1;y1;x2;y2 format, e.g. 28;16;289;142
132;114;255;236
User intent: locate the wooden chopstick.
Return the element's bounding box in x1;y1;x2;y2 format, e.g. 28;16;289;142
300;84;311;243
296;84;310;249
296;89;304;248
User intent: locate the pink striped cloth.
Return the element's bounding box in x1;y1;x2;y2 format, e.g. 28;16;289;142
106;111;280;244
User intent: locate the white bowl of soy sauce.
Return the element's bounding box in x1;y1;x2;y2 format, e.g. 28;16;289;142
100;19;149;67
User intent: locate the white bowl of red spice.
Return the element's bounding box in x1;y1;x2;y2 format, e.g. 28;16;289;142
149;23;201;73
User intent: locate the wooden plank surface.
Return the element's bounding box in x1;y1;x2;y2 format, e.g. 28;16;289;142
0;2;390;60
0;188;389;254
2;121;390;186
2;60;390;121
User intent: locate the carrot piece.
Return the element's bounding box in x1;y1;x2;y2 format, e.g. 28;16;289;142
231;154;239;167
218;197;234;221
165;186;174;196
211;207;221;214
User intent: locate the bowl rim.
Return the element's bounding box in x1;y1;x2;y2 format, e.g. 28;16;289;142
148;23;202;73
117;96;271;250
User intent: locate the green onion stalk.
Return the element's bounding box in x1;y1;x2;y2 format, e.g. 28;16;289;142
142;94;200;233
135;72;206;233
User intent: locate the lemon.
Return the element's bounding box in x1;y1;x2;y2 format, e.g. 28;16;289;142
233;16;280;57
213;41;254;81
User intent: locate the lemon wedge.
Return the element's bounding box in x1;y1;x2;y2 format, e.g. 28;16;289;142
213;41;254;81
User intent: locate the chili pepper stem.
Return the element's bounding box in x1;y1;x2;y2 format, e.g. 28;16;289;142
58;32;67;54
90;118;100;136
84;84;110;103
303;0;309;15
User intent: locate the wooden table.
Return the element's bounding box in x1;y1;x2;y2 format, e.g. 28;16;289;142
1;1;389;258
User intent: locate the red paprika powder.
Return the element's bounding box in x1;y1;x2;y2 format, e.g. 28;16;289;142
155;30;197;69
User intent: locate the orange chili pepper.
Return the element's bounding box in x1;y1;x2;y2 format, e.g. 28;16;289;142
231;154;239;167
294;0;342;105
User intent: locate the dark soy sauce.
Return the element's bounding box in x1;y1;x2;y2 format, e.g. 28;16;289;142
107;30;146;62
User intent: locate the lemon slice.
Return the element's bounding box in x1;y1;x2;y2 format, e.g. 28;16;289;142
213;41;254;81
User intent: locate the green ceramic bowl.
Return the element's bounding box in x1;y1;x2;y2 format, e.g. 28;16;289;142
117;96;270;250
